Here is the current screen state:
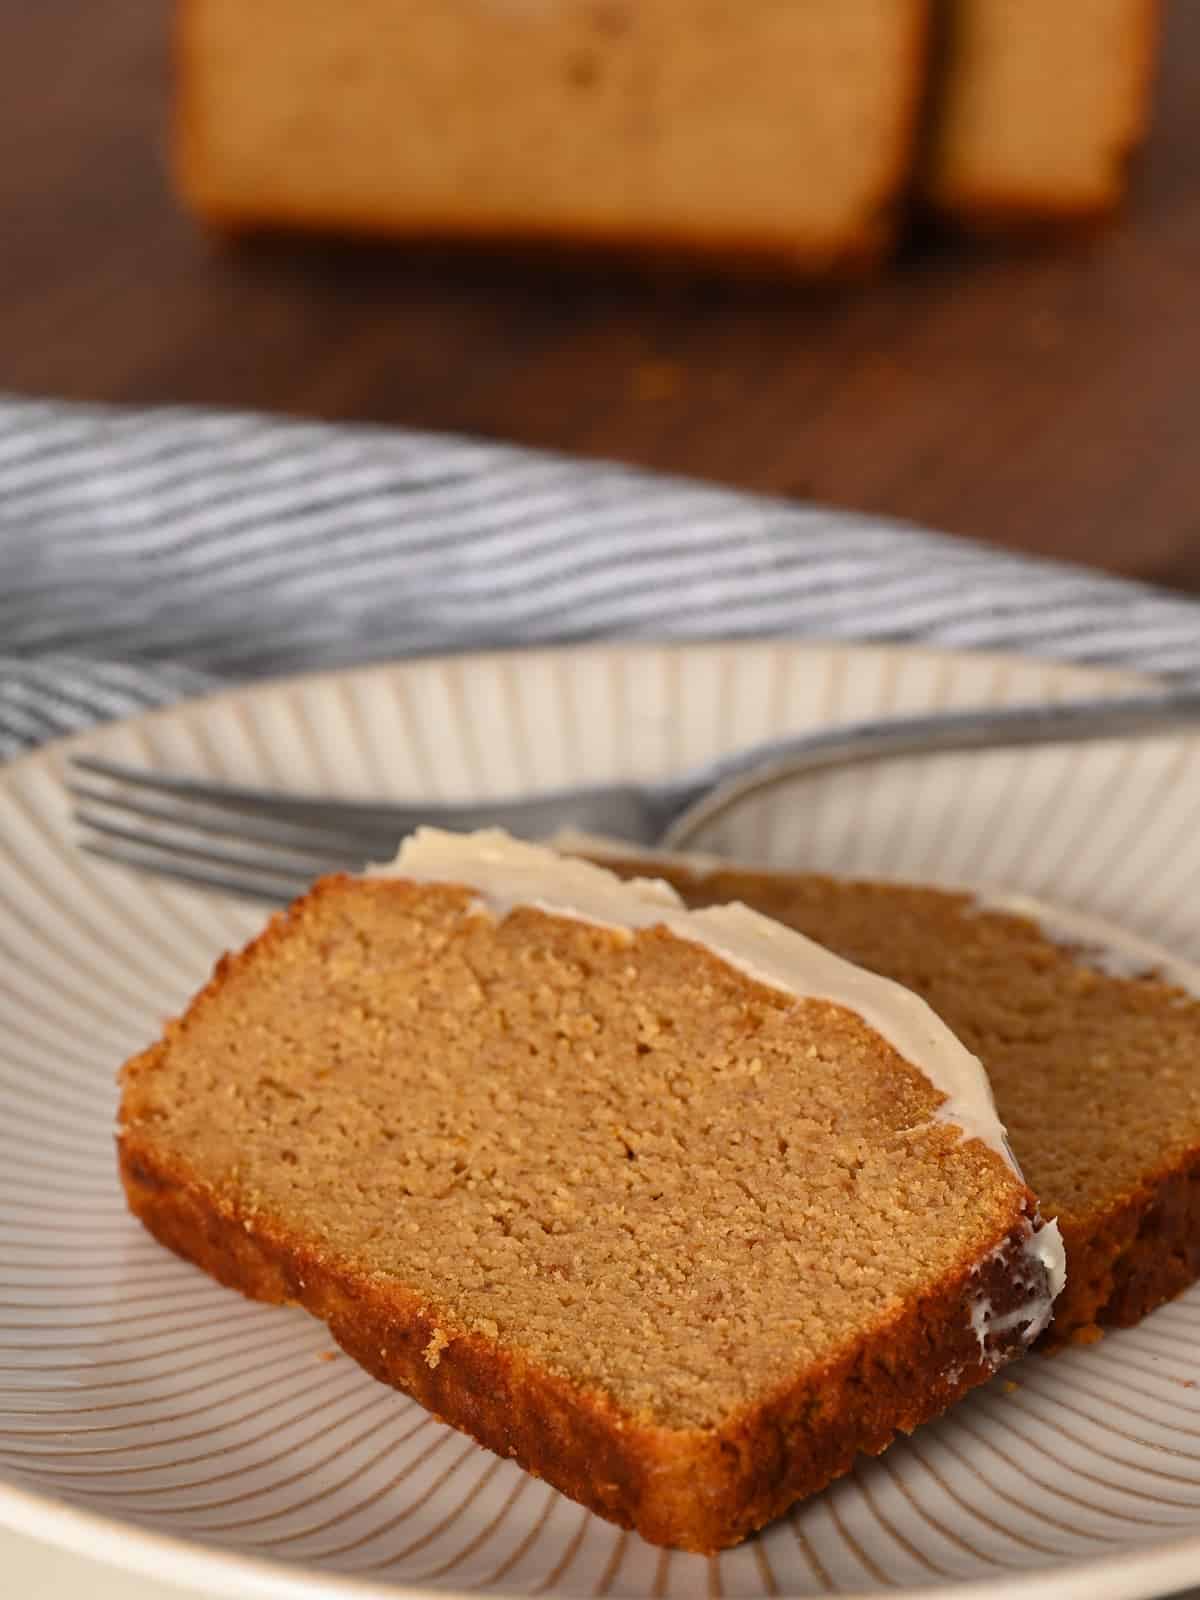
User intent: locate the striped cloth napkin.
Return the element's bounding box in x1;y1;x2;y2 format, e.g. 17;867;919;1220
3;392;1199;763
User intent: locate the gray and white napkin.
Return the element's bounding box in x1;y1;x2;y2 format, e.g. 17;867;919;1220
3;392;1198;762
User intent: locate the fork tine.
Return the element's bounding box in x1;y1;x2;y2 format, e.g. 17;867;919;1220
68;781;393;863
70;755;427;834
74;807;353;885
68;754;654;844
79;839;305;905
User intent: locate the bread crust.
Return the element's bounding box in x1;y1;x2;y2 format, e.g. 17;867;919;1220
170;199;894;279
1054;1147;1200;1337
119;1127;1040;1552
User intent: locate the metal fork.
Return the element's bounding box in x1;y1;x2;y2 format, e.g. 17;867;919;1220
68;686;1200;904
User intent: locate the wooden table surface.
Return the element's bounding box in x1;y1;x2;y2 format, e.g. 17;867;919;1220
4;3;1198;590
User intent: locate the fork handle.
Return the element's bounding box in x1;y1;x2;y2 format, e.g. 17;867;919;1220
661;686;1200;847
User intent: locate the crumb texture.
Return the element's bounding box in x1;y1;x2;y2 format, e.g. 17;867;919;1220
120;877;1023;1431
613;858;1200;1335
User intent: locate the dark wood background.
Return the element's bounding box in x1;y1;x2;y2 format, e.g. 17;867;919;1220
3;2;1198;588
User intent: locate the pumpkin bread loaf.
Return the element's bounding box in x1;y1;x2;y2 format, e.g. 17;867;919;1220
173;0;933;271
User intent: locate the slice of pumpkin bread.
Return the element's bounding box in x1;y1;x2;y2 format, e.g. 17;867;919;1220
118;830;1062;1552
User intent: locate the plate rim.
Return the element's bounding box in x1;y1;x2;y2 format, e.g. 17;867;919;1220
0;636;1160;786
9;1470;1200;1600
2;637;1195;1600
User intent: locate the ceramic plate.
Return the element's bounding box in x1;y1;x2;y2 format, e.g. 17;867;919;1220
3;641;1200;1600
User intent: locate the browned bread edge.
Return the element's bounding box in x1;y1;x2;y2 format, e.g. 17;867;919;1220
1053;1145;1200;1336
119;1132;1042;1551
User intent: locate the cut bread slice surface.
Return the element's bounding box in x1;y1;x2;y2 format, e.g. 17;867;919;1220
118;830;1061;1552
174;0;932;270
924;0;1161;226
569;839;1200;1342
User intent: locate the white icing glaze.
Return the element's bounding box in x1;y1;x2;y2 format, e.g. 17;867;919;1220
968;1293;1052;1354
969;1295;992;1353
379;829;1015;1161
972;889;1200;996
967;1228;1064;1360
560;832;1200;1000
1024;1217;1067;1306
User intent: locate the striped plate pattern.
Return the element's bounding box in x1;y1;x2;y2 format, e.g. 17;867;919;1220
2;641;1200;1600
